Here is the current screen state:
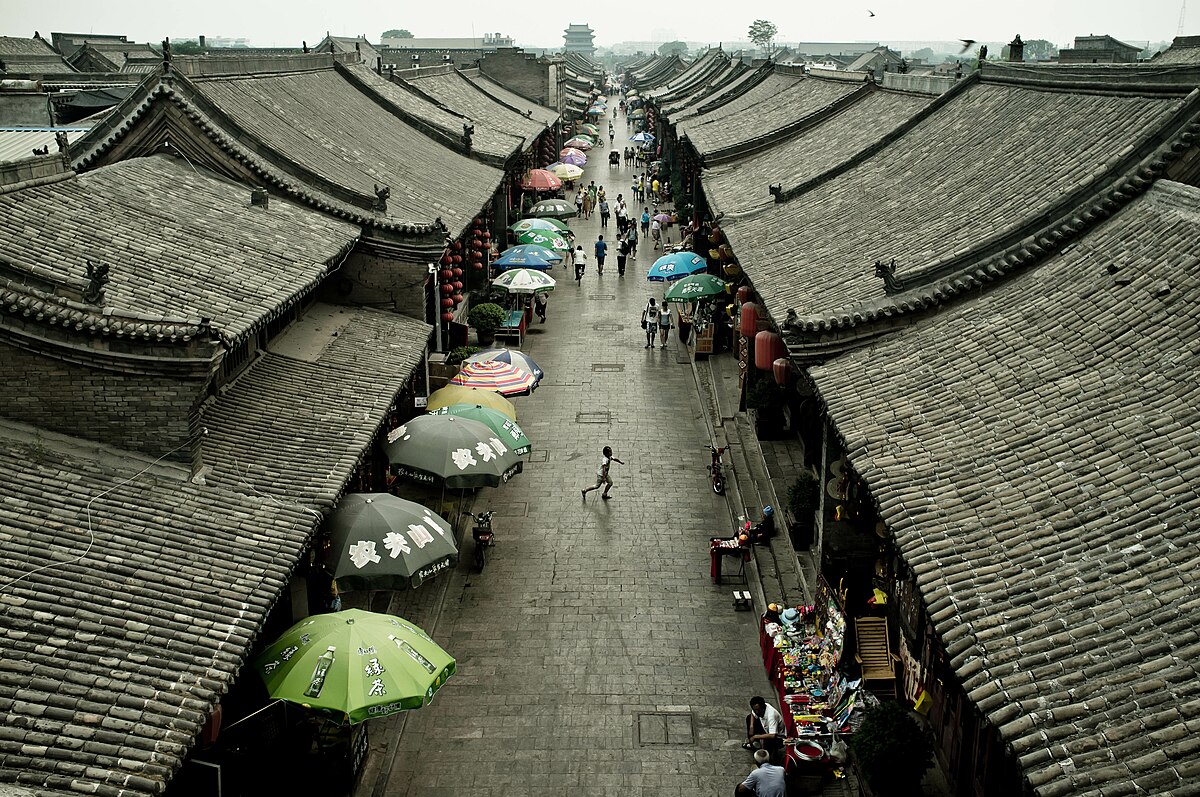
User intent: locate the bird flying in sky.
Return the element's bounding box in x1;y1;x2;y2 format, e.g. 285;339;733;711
958;39;976;53
867;9;876;16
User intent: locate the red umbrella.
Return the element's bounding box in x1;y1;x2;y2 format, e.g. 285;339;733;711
521;169;562;191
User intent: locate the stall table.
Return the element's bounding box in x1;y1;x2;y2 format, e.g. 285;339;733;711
495;310;526;346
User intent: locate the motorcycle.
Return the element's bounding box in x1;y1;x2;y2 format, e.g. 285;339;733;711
469;511;494;572
706;444;730;494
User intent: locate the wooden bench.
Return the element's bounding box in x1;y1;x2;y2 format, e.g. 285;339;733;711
854;616;900;698
732;590;752;610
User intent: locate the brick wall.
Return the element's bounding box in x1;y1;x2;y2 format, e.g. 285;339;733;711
320;251;431;319
479;49;549;106
0;343;204;462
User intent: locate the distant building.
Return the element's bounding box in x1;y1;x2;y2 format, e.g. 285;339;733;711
382;33;513;50
563;24;595;58
847;46;905;80
1058;34;1142;64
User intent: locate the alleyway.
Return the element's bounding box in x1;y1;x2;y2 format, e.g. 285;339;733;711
351;112;777;796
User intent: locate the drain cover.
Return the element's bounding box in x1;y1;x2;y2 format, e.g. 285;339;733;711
576;411;611;424
588;294;617;300
593;323;625;331
591;364;625;372
635;712;696;746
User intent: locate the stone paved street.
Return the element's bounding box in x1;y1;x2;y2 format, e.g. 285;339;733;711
351;118;777;797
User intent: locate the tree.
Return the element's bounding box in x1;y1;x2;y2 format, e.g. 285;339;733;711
910;47;936;63
381;29;414;39
658;40;687;57
172;41;204;55
747;19;778;58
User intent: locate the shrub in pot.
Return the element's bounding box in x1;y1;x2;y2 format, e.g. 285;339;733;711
447;345;481;366
850;701;934;796
786;471;820;547
467;303;506;346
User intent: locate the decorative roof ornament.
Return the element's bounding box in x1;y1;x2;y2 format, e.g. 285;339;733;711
372;184;390;213
462;124;475;152
874;259;905;295
161;38;172;73
83;260;110;305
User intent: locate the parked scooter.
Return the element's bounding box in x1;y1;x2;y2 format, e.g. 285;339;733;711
469;511;494;572
706;443;730;494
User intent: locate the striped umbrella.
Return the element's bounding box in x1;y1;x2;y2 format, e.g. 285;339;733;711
579;123;600;136
464;348;544;383
563;136;594;150
450;360;538;396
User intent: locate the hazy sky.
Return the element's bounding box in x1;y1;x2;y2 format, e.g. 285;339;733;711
3;0;1188;50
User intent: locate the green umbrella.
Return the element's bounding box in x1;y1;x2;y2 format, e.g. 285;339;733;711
510;217;568;234
529;198;576;219
516;230;570;252
429;404;531;455
327;494;458;591
579;123;600;136
663;273;728;302
386;414;523;488
255;609;455;724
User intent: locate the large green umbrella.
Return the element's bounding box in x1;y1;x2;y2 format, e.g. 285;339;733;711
510;217;568;234
429;404;531;455
327;494;458;591
529;198;576;220
516;230;570;252
386;414;522;488
663;273;728;302
255;609;455;724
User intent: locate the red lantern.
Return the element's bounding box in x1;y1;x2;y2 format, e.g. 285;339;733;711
441;311;454;322
472;262;484;270
451;241;463;251
469;250;483;260
452;267;463;278
773;357;791;386
739;303;760;337
441;283;454;295
736;286;754;305
441;254;453;265
471;240;482;250
473;217;483;226
442;297;454;308
482;232;491;240
440;269;453;280
755;331;786;371
452;294;464;305
453;255;463;264
453;281;463;291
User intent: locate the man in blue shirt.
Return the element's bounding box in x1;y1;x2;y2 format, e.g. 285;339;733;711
736;750;786;797
594;235;608;276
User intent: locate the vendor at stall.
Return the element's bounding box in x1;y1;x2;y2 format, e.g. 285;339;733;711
743;696;785;754
736;750;786;797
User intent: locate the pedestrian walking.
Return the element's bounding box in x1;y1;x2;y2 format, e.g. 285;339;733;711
640;207;651;236
658;301;673;347
651;177;661;204
616;236;629;276
625;224;638;258
594;235;607;275
534;291;548;323
574;245;587;284
598;198;610;229
641;298;660;348
582;192;593;219
651;217;662;250
575;191;584;217
581;445;624;501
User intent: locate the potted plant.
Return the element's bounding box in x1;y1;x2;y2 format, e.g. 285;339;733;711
850;702;934;796
786;471;820;548
745;377;785;440
467;302;506;347
447;345;481;366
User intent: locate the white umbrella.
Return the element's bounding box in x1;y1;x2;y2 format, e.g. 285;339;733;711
492;268;556;294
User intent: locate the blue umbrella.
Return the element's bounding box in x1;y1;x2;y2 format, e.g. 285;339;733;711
494;251;554;270
630;132;655;143
647;252;708;282
502;244;564;262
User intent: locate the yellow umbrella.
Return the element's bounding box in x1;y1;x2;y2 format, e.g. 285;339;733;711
426;385;516;420
547;162;584;182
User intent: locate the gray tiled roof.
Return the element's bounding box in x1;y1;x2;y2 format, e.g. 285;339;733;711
465;73;558;126
398;68;546;154
663;63;765;121
200;303;431;510
680;76;862;159
186;67;502;235
722;81;1189;323
675;73;801;135
704;88;932;217
646;49;732;104
349;65;522;165
0;423;317;797
808;180;1200;796
1153;36;1200;64
0;154;360;345
0;36;74;73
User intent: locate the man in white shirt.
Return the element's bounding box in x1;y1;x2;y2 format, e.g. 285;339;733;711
744;696;785;755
